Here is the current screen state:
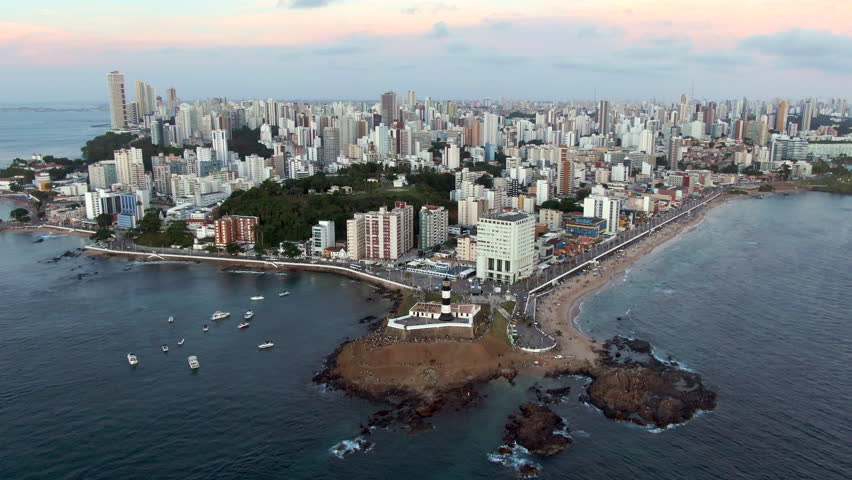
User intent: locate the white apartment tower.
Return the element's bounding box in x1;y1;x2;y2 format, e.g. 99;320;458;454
107;71;128;130
212;130;229;167
311;220;336;256
418;205;449;250
114;147;146;190
475;211;536;284
346;214;366;261
583;186;623;234
363;202;414;261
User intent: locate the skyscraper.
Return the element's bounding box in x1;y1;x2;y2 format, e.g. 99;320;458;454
321;127;340;166
166;88;178;114
418;205;448;250
407;90;415;107
212;129;229;167
475;211;536;285
597;99;610;134
107;71;128;130
802;99;814;132
380;91;397;126
776;100;788;131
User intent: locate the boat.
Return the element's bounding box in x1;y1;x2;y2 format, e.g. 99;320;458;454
168;316;174;323
244;311;254;320
127;353;138;366
211;311;230;320
250;296;265;301
187;355;199;370
178;338;185;346
162;344;169;352
202;325;209;332
278;291;290;297
237;322;250;329
258;341;274;349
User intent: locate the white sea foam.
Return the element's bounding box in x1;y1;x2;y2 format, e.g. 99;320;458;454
487;444;541;477
228;269;288;276
129;260;195;266
329;436;374;459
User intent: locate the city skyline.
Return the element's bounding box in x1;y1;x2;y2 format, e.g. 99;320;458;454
3;0;852;102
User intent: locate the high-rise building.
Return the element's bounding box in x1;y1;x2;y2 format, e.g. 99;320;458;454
214;215;259;246
407;90;415;107
802;100;814;132
446;144;460;170
458;197;488;226
166;88;178;113
667;136;684;170
556;148;574;196
346;214;365;261
583;186;623;234
475;211;536;284
134;80;151;117
107;70;128;130
380;91;397;125
311;220;336;256
639;129;655;154
87;161;117;190
114;147;147;189
418;205;448;250
363;201;414;261
535;179;550;206
212;130;229;167
321;127;340;166
483;112;500;147
597;99;610;134
776;100;788;131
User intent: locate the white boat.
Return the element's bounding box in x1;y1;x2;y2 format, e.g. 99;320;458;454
127;353;138;366
278;291;290;297
178;338;185;346
161;344;169;352
187;355;199;369
244;311;254;320
237;322;250;329
250;296;265;301
202;325;209;332
258;341;274;349
211;311;230;320
168;315;174;323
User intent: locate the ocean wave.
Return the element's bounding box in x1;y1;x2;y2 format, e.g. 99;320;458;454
129;260;196;266
330;436;374;459
487;444;541;477
228;270;289;276
647;409;711;434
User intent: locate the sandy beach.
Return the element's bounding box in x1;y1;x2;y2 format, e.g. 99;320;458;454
535;193;732;367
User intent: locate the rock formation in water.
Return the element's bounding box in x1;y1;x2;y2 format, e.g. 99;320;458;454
503;402;572;456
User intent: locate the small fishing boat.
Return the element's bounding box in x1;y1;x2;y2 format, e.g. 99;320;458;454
162;344;169;352
278;291;290;297
237;322;250;329
250;296;264;301
202;325;209;332
178;338;185;346
187;355;199;370
258;341;274;349
244;311;254;320
127;353;138;366
168;316;174;323
211;311;230;320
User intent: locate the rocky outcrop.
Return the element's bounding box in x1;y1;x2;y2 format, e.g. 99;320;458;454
581;337;717;428
503;403;572;456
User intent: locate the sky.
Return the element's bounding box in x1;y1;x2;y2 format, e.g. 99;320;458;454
2;0;851;103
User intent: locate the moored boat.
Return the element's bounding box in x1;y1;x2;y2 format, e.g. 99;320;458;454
127;353;138;366
237;322;250;329
168;315;174;323
250;296;264;301
178;338;185;346
187;355;199;369
162;344;169;352
258;341;274;349
278;291;290;297
202;325;209;332
211;311;230;320
244;310;254;320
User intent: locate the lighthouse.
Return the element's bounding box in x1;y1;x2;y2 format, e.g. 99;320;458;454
438;277;455;322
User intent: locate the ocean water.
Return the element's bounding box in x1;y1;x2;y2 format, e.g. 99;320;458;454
1;193;851;480
0;106;109;166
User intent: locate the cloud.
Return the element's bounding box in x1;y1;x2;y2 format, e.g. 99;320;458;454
313;44;363;55
425;21;449;39
576;25;625;39
739;28;852;73
482;19;512;30
444;41;471;54
402;2;456;15
278;0;337;8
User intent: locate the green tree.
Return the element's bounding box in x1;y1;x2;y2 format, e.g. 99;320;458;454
89;229;112;242
280;242;301;258
9;208;30;222
721;163;740;174
225;243;243;256
138;210;162;233
779;164;793;180
475;174;494;188
96;213;113;229
204;245;218;254
165;220;193;248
